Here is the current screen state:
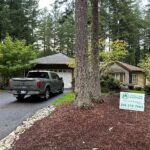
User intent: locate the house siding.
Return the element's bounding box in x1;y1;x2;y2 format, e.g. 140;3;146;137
110;63;129;84
137;73;145;88
146;79;150;85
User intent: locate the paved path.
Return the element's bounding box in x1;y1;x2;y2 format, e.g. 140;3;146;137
0;91;66;140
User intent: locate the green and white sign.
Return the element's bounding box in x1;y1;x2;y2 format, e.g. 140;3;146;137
120;92;145;112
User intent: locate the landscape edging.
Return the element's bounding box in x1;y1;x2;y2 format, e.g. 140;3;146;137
0;105;55;150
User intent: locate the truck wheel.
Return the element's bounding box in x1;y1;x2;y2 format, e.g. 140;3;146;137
44;87;50;100
16;95;24;101
60;86;64;94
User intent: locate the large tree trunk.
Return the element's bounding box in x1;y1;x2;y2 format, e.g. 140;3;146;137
90;0;101;102
74;0;92;108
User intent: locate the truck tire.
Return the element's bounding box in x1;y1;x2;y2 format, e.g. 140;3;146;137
16;95;24;101
60;86;64;94
44;87;50;100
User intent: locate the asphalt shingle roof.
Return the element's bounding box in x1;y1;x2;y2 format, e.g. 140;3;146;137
34;53;72;65
117;61;144;72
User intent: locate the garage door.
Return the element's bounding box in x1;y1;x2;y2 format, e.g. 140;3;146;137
49;69;72;89
57;72;72;89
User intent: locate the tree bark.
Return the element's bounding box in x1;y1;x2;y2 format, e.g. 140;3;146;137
74;0;92;108
90;0;101;102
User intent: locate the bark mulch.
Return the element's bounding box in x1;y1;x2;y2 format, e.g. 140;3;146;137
12;95;150;150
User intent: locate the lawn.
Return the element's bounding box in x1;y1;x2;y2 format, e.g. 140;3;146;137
128;90;145;94
52;92;74;106
52;91;110;106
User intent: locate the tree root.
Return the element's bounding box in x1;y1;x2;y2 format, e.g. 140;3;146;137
92;98;104;104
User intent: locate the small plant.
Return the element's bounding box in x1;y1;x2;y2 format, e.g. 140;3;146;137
144;85;150;95
128;84;134;90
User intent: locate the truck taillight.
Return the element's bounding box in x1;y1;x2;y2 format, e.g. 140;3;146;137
37;81;43;88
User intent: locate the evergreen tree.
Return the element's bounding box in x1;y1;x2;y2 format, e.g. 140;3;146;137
75;0;92;108
90;0;101;102
0;0;39;44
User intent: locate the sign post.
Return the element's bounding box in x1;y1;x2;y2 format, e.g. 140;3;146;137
120;92;145;112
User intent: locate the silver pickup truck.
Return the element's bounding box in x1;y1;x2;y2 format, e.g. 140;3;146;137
9;70;64;101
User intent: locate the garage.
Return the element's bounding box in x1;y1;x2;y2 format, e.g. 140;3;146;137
33;53;74;89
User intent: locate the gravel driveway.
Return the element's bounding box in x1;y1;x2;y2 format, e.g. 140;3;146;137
0;91;67;140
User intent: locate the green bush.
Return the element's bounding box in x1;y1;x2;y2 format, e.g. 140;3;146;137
144;85;150;95
134;86;142;91
100;75;121;92
128;84;134;90
101;88;109;93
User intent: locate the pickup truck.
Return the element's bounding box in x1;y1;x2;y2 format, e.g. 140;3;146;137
9;70;64;101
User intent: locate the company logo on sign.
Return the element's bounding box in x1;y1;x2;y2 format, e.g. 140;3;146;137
122;93;129;99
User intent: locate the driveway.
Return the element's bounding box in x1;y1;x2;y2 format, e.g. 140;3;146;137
0;91;67;140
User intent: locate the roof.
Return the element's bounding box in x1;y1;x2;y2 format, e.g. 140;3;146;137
109;68;125;73
34;53;73;65
116;61;144;72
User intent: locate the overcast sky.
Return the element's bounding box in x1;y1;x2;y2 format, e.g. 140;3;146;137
39;0;148;10
39;0;55;10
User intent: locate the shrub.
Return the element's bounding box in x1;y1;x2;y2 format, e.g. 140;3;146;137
144;85;150;95
101;88;109;93
128;84;134;90
100;75;121;92
107;78;121;92
134;86;142;91
120;83;128;91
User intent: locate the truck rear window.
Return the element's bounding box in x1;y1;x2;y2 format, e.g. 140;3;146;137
27;72;49;79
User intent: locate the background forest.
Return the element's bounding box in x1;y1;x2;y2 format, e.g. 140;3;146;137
0;0;150;66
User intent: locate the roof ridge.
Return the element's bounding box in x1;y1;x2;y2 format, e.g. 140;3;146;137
117;61;144;72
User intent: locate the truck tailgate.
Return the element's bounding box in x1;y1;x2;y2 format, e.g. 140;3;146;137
11;78;38;90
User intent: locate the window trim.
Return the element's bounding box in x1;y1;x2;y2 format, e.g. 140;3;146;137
132;74;138;84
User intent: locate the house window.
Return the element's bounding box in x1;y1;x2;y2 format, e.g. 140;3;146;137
114;73;120;80
113;73;125;82
132;74;137;84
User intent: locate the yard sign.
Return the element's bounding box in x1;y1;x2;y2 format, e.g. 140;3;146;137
120;92;145;112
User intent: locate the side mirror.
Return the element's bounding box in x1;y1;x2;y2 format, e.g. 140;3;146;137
59;77;63;80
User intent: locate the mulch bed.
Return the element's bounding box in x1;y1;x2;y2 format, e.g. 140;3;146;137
12;95;150;150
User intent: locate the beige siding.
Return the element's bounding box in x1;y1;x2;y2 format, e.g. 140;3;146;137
135;73;145;88
146;78;150;85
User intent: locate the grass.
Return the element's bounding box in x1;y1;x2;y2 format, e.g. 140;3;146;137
52;90;145;107
101;92;110;96
0;89;6;92
52;92;74;106
52;91;110;106
128;90;145;94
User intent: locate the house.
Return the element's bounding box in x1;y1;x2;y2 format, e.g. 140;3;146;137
108;62;145;87
33;53;74;89
33;53;146;88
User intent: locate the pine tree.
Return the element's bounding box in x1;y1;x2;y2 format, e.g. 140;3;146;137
74;0;92;108
90;0;101;102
